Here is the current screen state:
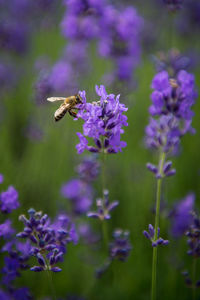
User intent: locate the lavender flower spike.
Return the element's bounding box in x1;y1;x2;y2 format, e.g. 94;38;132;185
109;229;132;262
76;86;128;154
87;190;119;221
143;224;169;247
17;209;77;272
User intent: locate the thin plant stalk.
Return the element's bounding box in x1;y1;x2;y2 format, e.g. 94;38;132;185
192;258;197;300
151;152;166;300
101;139;109;248
44;258;57;300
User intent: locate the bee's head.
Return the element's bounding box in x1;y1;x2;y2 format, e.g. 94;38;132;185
75;94;82;104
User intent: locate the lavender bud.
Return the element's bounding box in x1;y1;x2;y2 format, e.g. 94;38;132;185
166;169;176;177
143;230;150;240
107;148;117;154
30;266;43;272
95;139;102;149
37;254;46;267
50;256;55;266
54;252;63;263
17;232;29;238
107;122;116;130
51;267;62;272
162;240;169;245
29;234;38;244
146;163;158;174
88;146;99;153
163;161;172;174
104;138;109;148
28;208;36;216
148;224;155;238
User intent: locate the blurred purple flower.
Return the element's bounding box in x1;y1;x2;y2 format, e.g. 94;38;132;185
170;193;195;238
0;186;19;214
61;179;93;214
185;212;200;258
0;174;4;184
12;288;31;300
163;0;183;11
152;49;192;76
0;62;16;94
76;156;100;182
0;220;15;240
0;19;29;54
109;229;132;261
0;289;11;300
78;222;99;244
150;70;197;125
98;5;143;83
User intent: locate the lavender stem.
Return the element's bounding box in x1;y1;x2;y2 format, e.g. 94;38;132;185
151;152;166;300
101;138;109;248
45;259;56;300
192;258;197;300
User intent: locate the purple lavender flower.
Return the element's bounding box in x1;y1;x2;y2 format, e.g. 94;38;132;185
145;115;181;154
185;212;200;258
61;179;93;214
17;209;77;272
0;61;17;94
163;0;183;11
0;220;15;239
76;85;128;154
61;0;104;40
78;222;99;245
177;1;200;35
87;189;119;221
0;289;11;300
0;19;29;54
98;5;143;83
152;49;192;77
143;224;169;247
34;58;77;104
12;288;31;300
145;68;197;177
0;174;4;184
0;186;19;214
170;193;195;238
150;70;197;125
109;229;132;261
76;156;100;182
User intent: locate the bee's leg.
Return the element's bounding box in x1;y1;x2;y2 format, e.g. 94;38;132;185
69;110;77;118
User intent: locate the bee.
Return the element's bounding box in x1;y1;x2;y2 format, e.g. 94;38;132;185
47;94;82;122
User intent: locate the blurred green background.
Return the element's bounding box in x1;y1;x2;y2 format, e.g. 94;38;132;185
0;2;200;299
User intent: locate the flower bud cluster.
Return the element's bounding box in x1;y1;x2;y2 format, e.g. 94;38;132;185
185;212;200;258
17;209;77;272
109;229;132;261
143;224;169;247
76;85;128;154
87;190;119;221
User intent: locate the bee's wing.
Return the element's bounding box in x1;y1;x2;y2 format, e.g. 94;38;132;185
54;103;71;120
47;97;66;102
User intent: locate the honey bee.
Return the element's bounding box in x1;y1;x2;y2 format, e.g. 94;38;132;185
47;94;82;122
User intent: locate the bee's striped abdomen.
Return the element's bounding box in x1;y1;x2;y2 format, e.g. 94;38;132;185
55;109;67;122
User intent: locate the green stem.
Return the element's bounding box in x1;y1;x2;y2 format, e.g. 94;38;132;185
44;258;57;300
101;140;109;249
192;258;197;300
151;152;166;300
